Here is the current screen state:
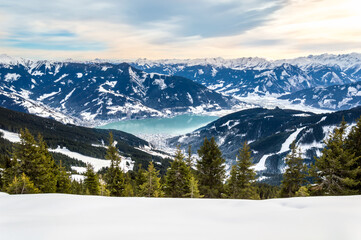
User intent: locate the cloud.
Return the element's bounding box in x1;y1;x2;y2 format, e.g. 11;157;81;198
0;0;360;60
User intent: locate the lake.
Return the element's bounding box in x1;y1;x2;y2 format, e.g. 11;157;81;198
97;114;219;136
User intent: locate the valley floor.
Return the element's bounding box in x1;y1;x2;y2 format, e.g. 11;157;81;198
1;193;360;240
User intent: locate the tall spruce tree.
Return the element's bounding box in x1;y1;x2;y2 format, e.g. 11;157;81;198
36;134;57;192
56;161;72;194
280;141;307;197
84;164;100;195
11;129;57;193
227;141;258;199
104;133;125;196
345;117;361;192
164;147;191;197
139;162;164;197
185;176;203;198
311;120;360;195
135;164;147;196
196;137;226;198
186;145;193;168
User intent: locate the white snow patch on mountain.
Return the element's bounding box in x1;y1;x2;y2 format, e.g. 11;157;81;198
0;129;21;143
4;73;21;82
54;74;68;83
254;127;305;172
152;78;167;90
37;88;61;101
71;166;87;174
49;146;134;172
279;127;306;153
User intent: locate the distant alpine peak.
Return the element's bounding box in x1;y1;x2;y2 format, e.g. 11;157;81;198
2;53;361;70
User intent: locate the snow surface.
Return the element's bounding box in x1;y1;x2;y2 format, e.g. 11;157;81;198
0;129;21;143
49;146;134;172
0;194;360;240
254;127;305;171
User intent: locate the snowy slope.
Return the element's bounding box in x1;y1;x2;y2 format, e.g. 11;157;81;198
1;193;360;240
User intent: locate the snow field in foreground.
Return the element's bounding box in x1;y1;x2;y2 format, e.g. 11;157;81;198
1;193;360;240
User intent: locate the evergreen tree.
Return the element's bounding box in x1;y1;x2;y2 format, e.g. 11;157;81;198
196;137;226;198
2;154;20;189
10;129;58;193
135;165;147;196
35;134;58;192
84;164;100;195
71;180;85;195
56;161;72;194
186;145;193;168
7;173;40;194
104;132;125;196
311;120;360;195
226;141;258;199
139;162;164;197
345;117;361;192
185;176;203;198
164;147;191;197
280;141;307;198
123;173;135;197
99;178;110;196
295;186;310;197
124;183;134;197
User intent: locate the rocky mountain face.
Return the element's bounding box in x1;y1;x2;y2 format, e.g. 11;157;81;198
0;55;239;123
168;106;361;183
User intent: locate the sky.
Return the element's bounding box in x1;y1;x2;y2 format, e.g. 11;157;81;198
0;0;360;60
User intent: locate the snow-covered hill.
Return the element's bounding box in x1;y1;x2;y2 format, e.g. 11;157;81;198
1;193;360;240
168;106;361;183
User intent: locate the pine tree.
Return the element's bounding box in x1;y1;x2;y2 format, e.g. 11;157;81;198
311;120;360;195
84;164;100;195
185;176;203;198
70;180;85;195
7;173;40;194
165;147;191;197
104;132;125;196
2;154;20;189
12;129;57;193
227;141;258;199
99;178;110;196
135;165;147;196
280;141;307;198
123;172;135;197
139;162;164;197
56;161;72;194
345;117;361;192
295;186;310;197
186;145;193;168
35;134;57;192
196;137;226;198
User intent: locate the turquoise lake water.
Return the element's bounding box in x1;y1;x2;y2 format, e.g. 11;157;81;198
97;114;219;136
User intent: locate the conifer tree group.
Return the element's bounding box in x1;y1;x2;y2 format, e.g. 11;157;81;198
1;116;361;199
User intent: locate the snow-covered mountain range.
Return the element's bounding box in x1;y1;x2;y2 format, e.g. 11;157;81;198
132;53;361;110
0;54;240;124
2;53;361;125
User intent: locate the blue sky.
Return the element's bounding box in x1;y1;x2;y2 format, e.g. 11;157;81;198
0;0;360;60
